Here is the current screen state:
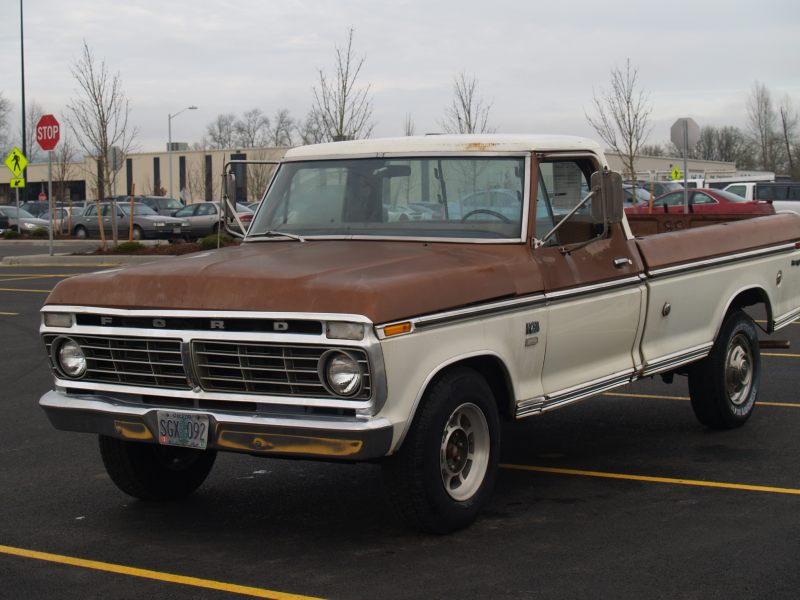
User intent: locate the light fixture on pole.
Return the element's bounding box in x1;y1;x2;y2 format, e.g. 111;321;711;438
168;106;197;199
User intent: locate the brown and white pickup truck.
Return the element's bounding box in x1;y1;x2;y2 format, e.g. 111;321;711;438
39;135;800;533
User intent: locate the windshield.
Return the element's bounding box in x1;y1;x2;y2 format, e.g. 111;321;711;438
156;198;183;209
121;204;159;216
249;157;527;241
0;207;34;218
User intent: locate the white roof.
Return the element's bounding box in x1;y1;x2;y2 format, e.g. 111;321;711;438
284;134;606;160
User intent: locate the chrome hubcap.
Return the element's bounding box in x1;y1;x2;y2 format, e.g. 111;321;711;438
726;333;753;405
440;403;490;501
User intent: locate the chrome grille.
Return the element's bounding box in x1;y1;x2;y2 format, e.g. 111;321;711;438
192;340;371;399
44;334;189;390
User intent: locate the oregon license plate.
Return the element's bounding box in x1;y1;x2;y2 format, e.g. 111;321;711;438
157;411;208;449
172;228;182;234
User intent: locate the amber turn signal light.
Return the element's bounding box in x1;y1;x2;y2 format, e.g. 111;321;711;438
383;322;411;337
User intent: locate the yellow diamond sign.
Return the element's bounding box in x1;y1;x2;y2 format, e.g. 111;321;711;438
671;166;681;181
5;147;28;177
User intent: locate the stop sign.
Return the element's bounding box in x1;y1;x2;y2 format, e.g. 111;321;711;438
39;192;47;201
36;115;60;151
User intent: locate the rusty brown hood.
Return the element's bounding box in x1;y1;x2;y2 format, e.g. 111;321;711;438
46;241;544;324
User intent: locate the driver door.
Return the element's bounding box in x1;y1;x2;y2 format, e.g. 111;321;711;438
532;157;645;409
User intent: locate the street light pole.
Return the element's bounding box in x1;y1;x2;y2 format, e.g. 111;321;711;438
168;106;197;199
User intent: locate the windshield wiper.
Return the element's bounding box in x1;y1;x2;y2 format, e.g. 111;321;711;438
248;230;306;242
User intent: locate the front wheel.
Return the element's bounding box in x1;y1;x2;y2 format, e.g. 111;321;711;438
688;310;760;429
99;436;217;501
381;367;500;533
131;225;144;240
74;225;88;238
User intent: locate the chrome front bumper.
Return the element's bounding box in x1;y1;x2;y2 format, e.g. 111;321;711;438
39;390;395;461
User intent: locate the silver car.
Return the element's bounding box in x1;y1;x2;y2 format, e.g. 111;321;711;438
171;201;254;238
0;206;52;234
71;202;190;240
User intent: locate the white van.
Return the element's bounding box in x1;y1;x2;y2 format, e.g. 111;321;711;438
724;182;800;215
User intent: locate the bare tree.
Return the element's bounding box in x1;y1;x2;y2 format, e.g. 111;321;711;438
185;155;216;204
403;113;415;136
746;81;780;172
0;90;12;156
206;113;237;149
311;27;376;142
234;109;269;148
191;134;211;151
65;40;138;246
778;95;798;178
17;99;44;163
438;71;496;134
50;128;80;233
245;148;278;201
584;60;653;185
639;143;666;157
265;109;294;146
297;109;326;145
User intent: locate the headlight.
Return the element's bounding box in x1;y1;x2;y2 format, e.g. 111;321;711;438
326;322;365;340
55;338;87;378
23;222;36;229
153;222;166;227
180;220;190;227
319;350;362;397
43;312;73;328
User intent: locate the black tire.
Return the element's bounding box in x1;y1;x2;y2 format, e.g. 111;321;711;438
381;367;500;534
688;310;760;429
74;225;88;238
132;225;144;240
212;223;219;235
98;435;217;501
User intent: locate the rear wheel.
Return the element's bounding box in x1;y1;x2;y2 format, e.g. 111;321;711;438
688;310;760;429
74;225;88;238
381;367;500;533
98;436;217;501
131;225;144;240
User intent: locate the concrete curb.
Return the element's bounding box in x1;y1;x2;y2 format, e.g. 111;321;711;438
2;254;178;266
0;239;162;247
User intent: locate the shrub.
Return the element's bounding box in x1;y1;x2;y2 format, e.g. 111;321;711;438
31;228;48;237
199;234;233;251
3;229;21;239
114;241;146;253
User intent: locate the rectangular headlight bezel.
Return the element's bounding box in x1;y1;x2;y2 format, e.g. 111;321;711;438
326;321;365;341
43;312;73;328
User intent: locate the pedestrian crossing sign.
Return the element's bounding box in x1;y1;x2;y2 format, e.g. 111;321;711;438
5;147;28;177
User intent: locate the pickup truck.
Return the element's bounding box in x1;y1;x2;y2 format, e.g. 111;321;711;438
38;135;800;533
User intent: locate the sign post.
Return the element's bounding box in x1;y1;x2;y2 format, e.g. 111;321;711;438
671;118;700;213
36;115;60;255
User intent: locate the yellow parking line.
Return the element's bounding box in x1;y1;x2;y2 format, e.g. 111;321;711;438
0;312;19;315
762;353;800;357
499;464;800;495
0;288;51;292
604;392;800;408
0;544;325;600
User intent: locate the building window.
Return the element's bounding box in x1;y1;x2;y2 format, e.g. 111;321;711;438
126;158;133;196
205;155;213;202
153;157;161;194
230;153;247;203
179;156;186;200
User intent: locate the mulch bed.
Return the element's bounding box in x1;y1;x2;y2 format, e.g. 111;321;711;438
74;243;205;256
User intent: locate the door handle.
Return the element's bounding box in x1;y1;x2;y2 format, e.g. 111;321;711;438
614;258;632;267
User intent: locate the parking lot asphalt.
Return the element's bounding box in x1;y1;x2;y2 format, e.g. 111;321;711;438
2;264;800;599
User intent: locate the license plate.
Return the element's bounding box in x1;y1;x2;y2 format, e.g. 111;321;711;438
157;411;208;449
173;228;182;234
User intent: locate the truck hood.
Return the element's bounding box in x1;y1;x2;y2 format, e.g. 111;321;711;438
46;241;544;324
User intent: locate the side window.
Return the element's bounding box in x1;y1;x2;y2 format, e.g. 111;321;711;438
726;185;745;197
790;187;800;200
692;191;717;205
174;205;196;218
143;198;156;209
84;205;96;217
195;204;215;216
658;191;685;206
536;160;594;244
756;185;775;200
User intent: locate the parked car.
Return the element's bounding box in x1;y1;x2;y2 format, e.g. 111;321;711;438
115;195;184;216
629;180;685;197
71;202;190;240
724;182;800;202
0;212;10;234
171;201;254;238
39;207;85;235
0;206;51;233
624;188;776;215
623;184;654;208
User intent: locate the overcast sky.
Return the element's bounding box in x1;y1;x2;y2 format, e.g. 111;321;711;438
2;0;799;159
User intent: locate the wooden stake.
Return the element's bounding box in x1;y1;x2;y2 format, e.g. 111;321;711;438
94;188;107;251
648;182;654;214
128;184;136;242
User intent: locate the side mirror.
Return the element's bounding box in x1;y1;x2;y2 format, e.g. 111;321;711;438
590;170;623;225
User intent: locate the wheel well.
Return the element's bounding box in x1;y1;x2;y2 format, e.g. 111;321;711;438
437;355;515;420
723;287;772;333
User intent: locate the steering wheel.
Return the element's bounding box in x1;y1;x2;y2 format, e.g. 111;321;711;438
460;209;512;224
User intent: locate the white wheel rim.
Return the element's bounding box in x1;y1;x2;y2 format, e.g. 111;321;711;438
439;402;490;501
726;333;753;405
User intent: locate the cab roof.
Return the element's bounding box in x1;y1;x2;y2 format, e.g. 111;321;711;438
284;134;606;160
